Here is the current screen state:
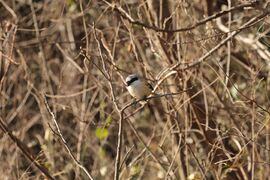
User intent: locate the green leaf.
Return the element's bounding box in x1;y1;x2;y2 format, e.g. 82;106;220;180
99;100;106;120
257;23;265;33
98;147;106;159
95;128;109;140
66;0;75;6
230;85;238;99
105;115;112;126
130;165;141;176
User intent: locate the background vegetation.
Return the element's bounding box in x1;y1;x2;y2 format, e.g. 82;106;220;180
1;0;270;179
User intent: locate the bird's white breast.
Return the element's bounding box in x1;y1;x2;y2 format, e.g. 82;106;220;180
127;80;151;99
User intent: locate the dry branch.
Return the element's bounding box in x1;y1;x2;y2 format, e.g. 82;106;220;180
0;118;54;180
43;98;94;180
103;0;259;33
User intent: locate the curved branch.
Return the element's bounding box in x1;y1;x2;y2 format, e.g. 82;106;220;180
103;0;259;33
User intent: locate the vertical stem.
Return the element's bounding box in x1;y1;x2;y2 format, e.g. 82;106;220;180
224;0;231;95
114;111;124;180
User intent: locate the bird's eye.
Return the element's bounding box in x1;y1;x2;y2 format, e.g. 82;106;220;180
126;76;138;86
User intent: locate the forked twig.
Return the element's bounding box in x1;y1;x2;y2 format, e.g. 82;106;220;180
43;98;94;180
103;0;259;33
114;88;193;180
0;118;54;180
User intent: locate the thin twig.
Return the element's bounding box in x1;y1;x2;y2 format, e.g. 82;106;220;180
103;0;258;33
56;43;84;74
165;10;270;73
114;110;124;180
186;143;207;179
0;117;54;180
114;89;193;180
43;98;94;180
92;24;123;180
225;0;232;88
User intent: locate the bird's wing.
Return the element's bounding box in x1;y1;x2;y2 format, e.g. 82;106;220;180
146;82;153;90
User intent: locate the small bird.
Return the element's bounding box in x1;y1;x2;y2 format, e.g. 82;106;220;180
126;74;153;100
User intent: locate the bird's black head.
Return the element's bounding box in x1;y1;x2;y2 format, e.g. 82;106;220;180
126;74;139;86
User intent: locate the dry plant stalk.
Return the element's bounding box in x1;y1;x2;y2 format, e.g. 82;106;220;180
0;0;270;179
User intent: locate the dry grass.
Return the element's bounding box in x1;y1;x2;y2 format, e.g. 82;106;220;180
1;0;270;179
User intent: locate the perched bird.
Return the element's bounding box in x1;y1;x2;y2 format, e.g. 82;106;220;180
126;74;153;100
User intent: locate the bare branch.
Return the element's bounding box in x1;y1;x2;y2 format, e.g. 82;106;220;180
103;0;259;33
43;98;94;180
0;118;54;180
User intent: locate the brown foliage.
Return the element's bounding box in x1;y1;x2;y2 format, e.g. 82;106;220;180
0;0;270;179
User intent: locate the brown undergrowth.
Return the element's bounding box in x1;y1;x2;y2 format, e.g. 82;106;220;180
0;0;270;179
